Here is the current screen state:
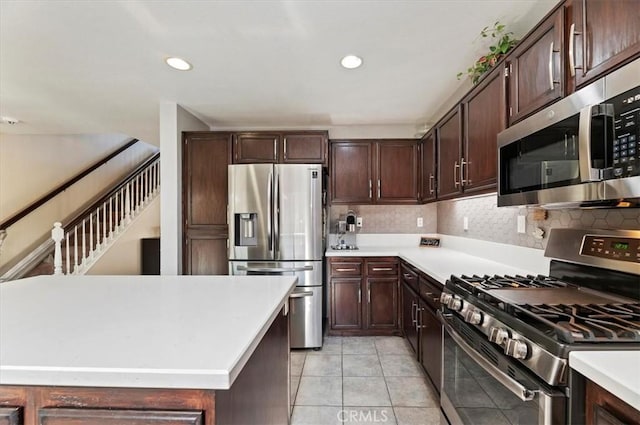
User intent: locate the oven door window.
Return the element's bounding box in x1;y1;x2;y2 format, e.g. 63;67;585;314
441;317;564;425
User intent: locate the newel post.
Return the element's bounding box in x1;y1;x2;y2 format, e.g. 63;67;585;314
51;222;64;275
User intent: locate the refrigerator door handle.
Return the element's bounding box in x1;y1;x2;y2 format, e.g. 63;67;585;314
267;171;273;253
237;265;314;273
274;171;280;257
289;290;313;299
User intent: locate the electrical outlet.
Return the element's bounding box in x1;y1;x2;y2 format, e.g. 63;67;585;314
356;217;363;227
463;216;469;231
517;215;526;233
417;217;424;227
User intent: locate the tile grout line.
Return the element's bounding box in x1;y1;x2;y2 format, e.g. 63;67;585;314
375;337;399;424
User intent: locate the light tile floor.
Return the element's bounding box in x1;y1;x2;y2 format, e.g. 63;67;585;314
291;336;440;425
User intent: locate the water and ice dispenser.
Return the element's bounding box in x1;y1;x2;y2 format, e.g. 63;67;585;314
234;213;257;246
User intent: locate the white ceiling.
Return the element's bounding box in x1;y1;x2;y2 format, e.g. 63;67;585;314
0;0;557;145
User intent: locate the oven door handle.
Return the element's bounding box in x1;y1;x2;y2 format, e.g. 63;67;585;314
440;312;537;402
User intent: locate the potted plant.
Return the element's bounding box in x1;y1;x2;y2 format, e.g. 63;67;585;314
457;21;518;84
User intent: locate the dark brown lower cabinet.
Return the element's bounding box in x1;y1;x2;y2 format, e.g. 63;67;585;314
585;379;640;425
0;309;289;425
330;277;363;330
401;281;419;355
419;301;442;393
0;407;21;425
366;277;399;329
184;233;229;275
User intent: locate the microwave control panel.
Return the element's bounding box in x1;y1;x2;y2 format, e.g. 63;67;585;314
613;87;640;177
581;235;640;263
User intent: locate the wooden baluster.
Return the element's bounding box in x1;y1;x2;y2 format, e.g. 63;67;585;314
74;225;79;274
95;208;101;249
81;220;86;266
65;231;70;275
89;213;94;258
125;183;131;224
51;222;64;276
102;202;107;246
109;197;113;239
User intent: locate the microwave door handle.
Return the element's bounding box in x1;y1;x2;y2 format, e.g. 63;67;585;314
439;312;537;402
579;105;599;182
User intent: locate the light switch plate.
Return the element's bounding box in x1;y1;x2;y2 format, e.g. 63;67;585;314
417;217;424;227
356;217;363;227
463;217;469;231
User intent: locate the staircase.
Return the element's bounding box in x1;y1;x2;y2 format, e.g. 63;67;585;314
1;153;160;280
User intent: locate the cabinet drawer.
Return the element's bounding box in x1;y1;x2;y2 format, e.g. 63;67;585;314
400;263;419;292
418;275;442;311
39;408;203;425
330;260;363;276
366;259;398;276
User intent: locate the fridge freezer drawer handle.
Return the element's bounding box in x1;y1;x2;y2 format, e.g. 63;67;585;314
289;290;314;299
237;265;314;272
439;311;537;402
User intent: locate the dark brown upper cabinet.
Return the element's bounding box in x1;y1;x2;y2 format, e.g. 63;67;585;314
462;65;506;193
507;8;564;125
376;140;419;204
330;139;419;205
182;132;231;275
232;131;328;165
569;0;640;91
330;141;374;204
436;107;463;200
420;131;437;203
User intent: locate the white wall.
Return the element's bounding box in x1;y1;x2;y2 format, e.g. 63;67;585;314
86;196;160;275
159;103;208;275
0;133;158;271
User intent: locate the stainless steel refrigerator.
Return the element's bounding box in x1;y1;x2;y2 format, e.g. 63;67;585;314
228;164;323;348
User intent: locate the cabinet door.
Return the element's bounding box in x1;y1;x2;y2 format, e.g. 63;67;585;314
419;303;442;394
376;141;419;204
0;407;21;425
463;66;505;193
39;408;202;425
184;233;228;275
437;107;463;199
365;277;398;330
233;132;280;163
282;132;328;165
330;141;373;204
401;282;419;356
572;0;640;89
508;9;563;125
183;133;231;227
420;132;437;202
330;277;362;330
585;380;640;425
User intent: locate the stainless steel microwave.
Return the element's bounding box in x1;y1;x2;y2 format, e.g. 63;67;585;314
497;58;640;208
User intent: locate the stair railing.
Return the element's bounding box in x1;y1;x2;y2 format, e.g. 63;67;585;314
52;154;160;275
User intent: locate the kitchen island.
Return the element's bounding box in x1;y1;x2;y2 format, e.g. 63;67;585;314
0;275;297;425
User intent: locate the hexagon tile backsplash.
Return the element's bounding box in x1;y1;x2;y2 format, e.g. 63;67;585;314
437;193;640;250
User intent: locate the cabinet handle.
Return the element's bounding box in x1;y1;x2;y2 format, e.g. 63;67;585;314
377;179;381;199
336;268;357;272
460;158;467;186
568;23;582;77
403;273;414;280
429;174;435;194
273;138;278;161
369;179;372;199
358;287;362;303
411;301;417;324
548;42;560;91
372;267;393;271
368;288;371;303
416;307;423;331
283;137;288;160
454;161;460;187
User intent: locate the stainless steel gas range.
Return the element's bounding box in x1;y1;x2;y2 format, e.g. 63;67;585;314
439;228;640;425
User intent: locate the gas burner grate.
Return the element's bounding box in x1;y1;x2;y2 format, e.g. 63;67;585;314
515;303;640;343
452;274;567;294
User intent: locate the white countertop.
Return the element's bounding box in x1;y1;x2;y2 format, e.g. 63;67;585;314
0;275;297;390
326;234;548;285
570;351;640;411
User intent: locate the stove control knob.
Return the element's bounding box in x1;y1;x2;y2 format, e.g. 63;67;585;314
489;327;509;346
464;309;483;325
440;293;452;306
505;339;528;360
448;296;463;312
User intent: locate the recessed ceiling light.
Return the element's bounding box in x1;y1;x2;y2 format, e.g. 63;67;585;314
165;57;192;71
340;55;363;69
